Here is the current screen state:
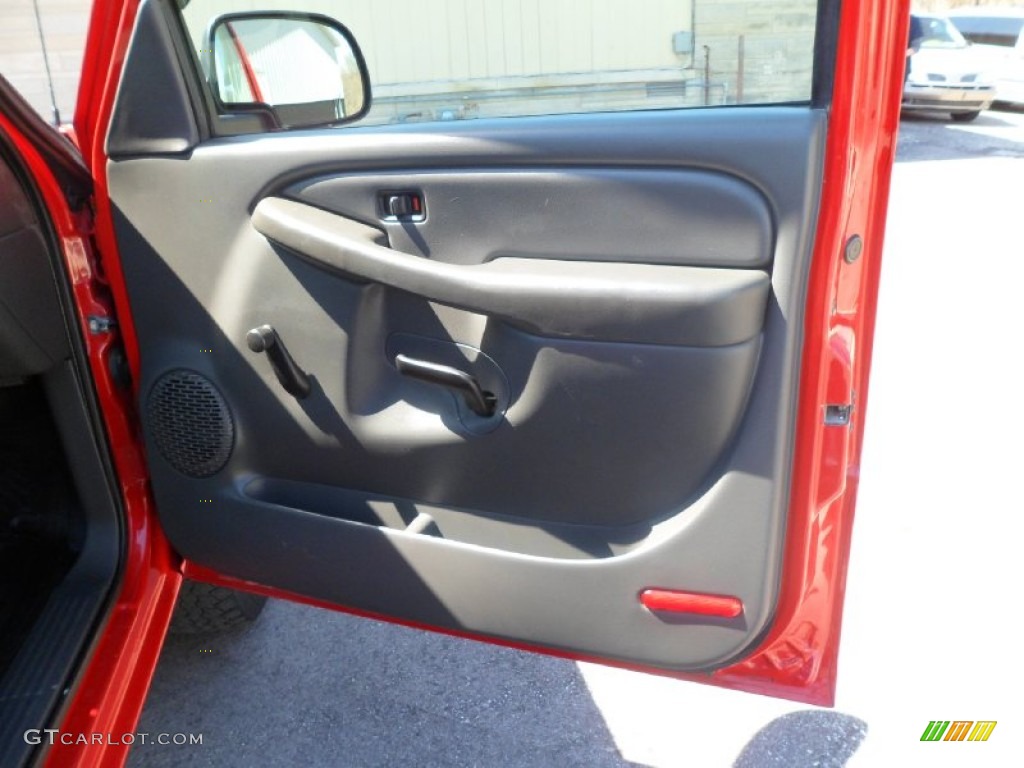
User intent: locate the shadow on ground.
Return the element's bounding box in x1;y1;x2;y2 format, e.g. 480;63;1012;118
733;710;867;768
128;600;644;768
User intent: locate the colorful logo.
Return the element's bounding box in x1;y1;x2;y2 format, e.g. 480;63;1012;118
921;721;997;742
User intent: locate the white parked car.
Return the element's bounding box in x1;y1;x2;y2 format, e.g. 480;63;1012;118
948;6;1024;105
903;13;997;122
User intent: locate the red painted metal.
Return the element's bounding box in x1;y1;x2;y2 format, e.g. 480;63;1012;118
73;0;144;383
705;0;910;705
28;0;907;761
639;589;744;618
17;2;183;768
0;104;179;768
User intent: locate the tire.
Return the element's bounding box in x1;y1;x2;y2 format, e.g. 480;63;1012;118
169;581;267;634
950;110;981;122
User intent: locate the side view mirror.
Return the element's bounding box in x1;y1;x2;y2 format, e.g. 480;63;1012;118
207;12;370;130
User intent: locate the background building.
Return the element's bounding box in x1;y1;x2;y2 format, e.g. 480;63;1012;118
2;0;1020;126
2;0;91;124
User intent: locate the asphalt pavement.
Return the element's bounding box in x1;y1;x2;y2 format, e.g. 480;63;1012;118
127;108;1024;768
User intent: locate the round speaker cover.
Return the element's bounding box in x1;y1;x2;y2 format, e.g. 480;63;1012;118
147;370;234;478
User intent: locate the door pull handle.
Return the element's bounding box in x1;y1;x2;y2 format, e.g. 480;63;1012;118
394;354;496;417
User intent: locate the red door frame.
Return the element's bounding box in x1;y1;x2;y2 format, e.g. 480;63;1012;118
0;106;179;768
2;0;908;764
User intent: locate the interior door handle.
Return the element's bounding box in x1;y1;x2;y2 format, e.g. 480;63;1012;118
395;354;496;417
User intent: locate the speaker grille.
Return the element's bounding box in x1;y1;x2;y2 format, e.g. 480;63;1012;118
147;370;234;478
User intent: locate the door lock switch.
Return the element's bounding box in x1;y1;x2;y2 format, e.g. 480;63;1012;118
380;191;424;221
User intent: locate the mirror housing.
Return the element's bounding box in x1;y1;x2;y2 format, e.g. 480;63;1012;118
206;12;371;130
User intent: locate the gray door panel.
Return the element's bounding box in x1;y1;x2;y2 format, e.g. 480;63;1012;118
107;107;826;671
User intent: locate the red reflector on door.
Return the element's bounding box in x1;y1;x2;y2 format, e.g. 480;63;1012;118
639;589;743;618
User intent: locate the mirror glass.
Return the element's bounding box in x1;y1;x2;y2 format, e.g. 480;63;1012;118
212;15;367;127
